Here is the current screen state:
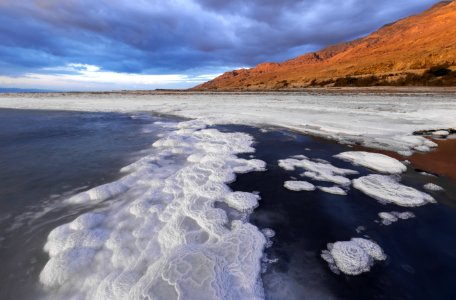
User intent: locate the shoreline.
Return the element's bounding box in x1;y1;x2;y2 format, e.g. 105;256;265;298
1;86;456;96
0;93;454;158
1;109;455;299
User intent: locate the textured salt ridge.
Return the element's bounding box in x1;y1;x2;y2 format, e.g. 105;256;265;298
283;180;316;192
378;211;415;225
321;238;386;275
278;156;357;186
40;119;269;300
353;174;435;207
334;151;406;174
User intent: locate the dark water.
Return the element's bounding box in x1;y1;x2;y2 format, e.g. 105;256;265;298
221;125;456;300
0;109;169;300
1;109;455;300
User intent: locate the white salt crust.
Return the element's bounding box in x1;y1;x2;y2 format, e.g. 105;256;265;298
318;186;347;196
378;211;415;225
40;119;268;300
1;93;452;154
353;174;435;207
224;192;260;212
278;157;357;186
432;130;449;136
283;181;316;192
334;151;406;174
423;183;445;192
321;238;386;275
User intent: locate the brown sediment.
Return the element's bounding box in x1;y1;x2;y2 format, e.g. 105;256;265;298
354;138;456;182
407;138;456;182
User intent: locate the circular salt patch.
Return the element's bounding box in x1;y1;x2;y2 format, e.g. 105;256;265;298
353;174;435;207
330;241;372;275
322;238;386;275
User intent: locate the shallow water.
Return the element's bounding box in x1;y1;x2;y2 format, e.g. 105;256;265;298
223;125;456;300
353;137;456;182
0;109;455;300
0;109;173;299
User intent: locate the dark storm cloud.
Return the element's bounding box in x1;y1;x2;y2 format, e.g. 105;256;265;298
0;0;441;75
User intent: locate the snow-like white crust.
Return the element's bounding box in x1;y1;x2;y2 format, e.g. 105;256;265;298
321;238;386;275
40;119;268;300
283;180;316;191
1;93;452;154
353;174;435;207
378;211;415;225
432;130;449;136
224;192;260;212
278;156;357;186
334;151;406;174
423;183;445;191
318;186;347;195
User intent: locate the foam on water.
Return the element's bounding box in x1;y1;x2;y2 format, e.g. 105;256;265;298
334;151;406;174
353;174;435;207
278;156;357;186
283;181;316;192
321;238;386;275
39;119;268;300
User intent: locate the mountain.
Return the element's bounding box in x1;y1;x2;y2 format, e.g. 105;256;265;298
194;1;456;90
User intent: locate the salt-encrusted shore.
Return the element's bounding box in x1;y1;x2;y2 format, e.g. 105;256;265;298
1;92;454;299
0;92;454;154
39;119;268;299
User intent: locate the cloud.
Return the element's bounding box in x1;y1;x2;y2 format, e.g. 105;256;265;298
0;0;441;89
0;63;221;91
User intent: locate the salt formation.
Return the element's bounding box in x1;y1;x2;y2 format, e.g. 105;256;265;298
334;151;406;174
423;183;444;191
1;93;453;154
261;228;276;248
419;171;436;177
40;119;268;300
378;211;415;225
432;130;449;137
353;174;435;207
278;156;357;186
283;180;316;191
224;192;260;212
318;186;347;195
321;238;386;275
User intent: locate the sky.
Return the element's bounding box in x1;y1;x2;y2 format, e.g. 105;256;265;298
0;0;441;91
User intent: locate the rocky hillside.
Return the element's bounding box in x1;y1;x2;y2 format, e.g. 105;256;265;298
194;1;456;90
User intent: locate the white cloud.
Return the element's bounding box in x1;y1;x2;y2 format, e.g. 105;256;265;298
0;63;222;91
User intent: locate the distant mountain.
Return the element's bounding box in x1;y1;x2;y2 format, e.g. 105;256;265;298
0;87;56;93
194;1;456;90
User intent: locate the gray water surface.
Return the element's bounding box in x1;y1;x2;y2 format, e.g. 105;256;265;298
0;109;171;299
